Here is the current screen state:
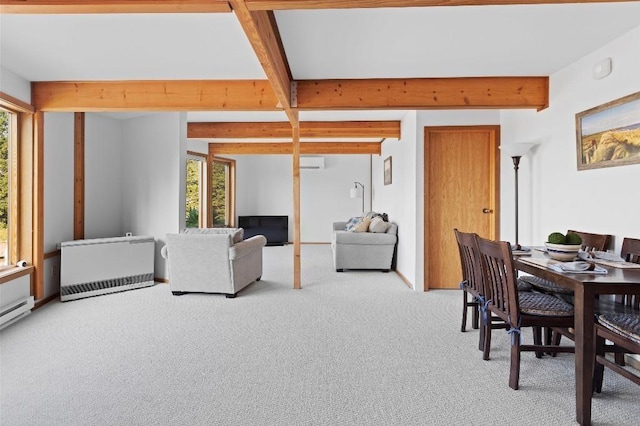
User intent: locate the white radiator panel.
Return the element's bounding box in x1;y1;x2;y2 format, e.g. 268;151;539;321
0;274;34;329
60;236;155;302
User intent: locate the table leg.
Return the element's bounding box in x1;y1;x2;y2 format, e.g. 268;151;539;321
574;285;595;425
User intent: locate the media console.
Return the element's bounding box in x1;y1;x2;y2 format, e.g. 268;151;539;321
238;215;288;246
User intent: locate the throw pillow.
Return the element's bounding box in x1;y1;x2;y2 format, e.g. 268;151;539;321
368;217;388;233
354;218;371;233
345;216;363;231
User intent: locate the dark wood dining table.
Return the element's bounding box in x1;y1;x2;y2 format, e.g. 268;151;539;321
515;251;640;425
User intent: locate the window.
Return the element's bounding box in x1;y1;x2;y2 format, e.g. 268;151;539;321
184;153;235;229
0;109;11;268
211;157;235;227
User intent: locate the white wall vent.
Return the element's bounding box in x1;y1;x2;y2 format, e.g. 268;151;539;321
300;157;325;169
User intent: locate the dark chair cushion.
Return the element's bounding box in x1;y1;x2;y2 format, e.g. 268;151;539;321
519;275;574;295
518;291;574;317
598;313;640;345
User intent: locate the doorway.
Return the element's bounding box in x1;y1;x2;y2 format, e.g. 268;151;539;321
424;126;500;290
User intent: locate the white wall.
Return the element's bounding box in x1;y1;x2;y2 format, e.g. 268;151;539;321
121;113;185;279
233;154;371;242
0;66;30;102
501;25;640;253
84;114;124;239
43;113;74;298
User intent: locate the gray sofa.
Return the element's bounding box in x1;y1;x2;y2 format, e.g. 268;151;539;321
331;221;398;272
161;228;267;298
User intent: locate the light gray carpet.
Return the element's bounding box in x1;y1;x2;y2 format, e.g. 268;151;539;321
1;245;638;425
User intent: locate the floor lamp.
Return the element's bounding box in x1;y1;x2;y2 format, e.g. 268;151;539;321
500;143;537;249
350;181;365;214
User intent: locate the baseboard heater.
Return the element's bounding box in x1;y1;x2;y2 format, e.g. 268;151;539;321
60;235;155;302
0;296;35;330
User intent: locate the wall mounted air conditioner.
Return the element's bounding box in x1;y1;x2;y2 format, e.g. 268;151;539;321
300;156;325;169
59;235;155;302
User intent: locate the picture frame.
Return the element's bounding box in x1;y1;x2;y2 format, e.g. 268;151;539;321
384;156;392;185
575;91;640;171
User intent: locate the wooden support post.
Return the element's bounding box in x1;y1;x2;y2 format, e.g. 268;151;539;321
292;114;301;289
74;112;85;240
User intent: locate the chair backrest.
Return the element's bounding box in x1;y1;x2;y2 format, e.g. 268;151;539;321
621;237;640;264
454;229;485;298
566;230;610;252
618;237;640;309
476;236;520;325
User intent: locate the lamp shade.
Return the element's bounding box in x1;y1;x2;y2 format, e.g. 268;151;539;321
350;187;363;198
499;142;538;158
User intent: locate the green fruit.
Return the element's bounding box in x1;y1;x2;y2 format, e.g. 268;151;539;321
548;232;566;244
565;232;583;245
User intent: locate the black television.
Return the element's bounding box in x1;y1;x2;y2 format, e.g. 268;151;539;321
238;215;288;246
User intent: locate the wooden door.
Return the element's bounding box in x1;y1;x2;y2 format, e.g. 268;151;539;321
424;126;499;290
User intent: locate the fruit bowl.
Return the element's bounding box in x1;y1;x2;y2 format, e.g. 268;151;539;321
544;242;582;261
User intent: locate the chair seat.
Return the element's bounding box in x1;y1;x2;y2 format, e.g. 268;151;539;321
519;275;574;295
516;278;532;292
598;313;640;345
519;291;574;317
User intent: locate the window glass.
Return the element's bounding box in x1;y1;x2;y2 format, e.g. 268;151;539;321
0;109;10;267
211;161;227;227
185;158;202;228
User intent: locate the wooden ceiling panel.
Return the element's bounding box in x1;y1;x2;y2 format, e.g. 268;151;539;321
188;120;400;138
31;80;280;111
209;141;381;155
295;77;549;110
0;0;232;14
245;0;636;11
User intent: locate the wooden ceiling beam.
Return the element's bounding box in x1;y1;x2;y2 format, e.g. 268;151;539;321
245;0;637;11
230;1;297;125
188;120;400;138
30;77;548;111
209;141;381;155
0;0;232;14
295;77;549;110
31;80;280;111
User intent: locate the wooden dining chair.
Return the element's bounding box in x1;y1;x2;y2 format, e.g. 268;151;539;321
476;236;575;390
593;310;640;392
454;229;481;333
596;237;640;371
455;229;509;358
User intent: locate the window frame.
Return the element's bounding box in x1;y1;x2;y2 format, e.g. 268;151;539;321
210;155;236;228
0;91;41;298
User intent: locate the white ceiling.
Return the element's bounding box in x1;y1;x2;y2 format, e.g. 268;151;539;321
2;3;640;123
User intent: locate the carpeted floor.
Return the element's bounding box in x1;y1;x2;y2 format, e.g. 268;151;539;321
1;245;638;425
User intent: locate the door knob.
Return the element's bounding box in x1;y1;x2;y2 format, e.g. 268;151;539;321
482;208;493;214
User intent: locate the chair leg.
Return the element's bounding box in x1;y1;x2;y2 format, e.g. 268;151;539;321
550;330;563;357
533;327;543;359
225;293;237;299
461;291;468;332
614;352;626;366
482;317;492;361
471;300;480;330
509;337;521;390
172;291;186;296
593;333;606;393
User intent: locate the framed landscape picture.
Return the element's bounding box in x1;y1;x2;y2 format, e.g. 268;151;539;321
384;156;392;185
576;91;640;170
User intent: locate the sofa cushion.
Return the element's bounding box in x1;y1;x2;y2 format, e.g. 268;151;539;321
181;227;244;244
369;217;388;233
353;218;371;232
333;230;397;245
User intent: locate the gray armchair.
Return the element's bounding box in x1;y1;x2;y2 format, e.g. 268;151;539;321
161;228;267;298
